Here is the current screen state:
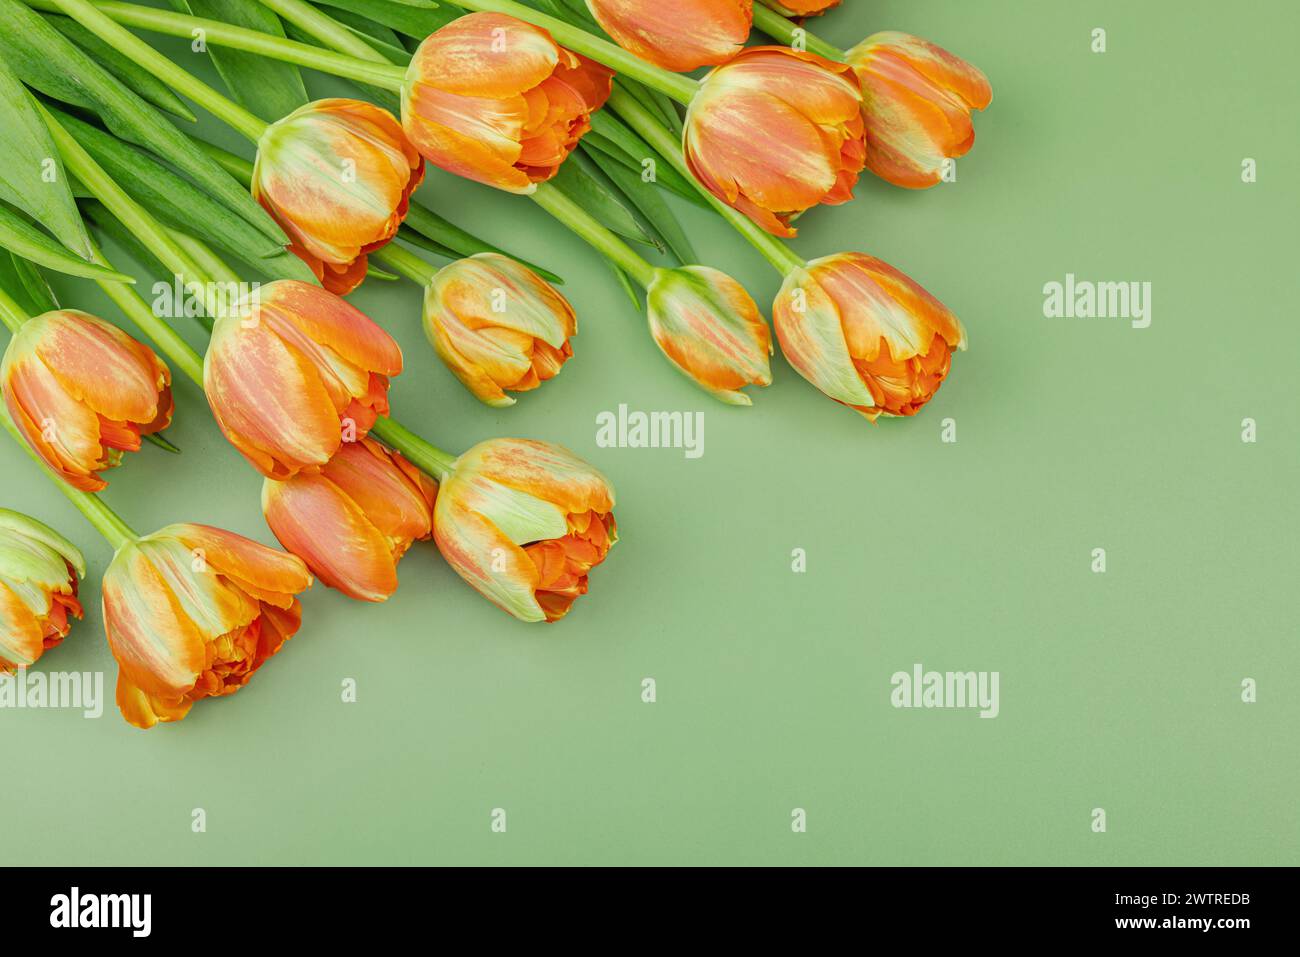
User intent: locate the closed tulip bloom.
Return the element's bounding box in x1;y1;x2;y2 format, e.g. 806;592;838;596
204;280;403;479
646;265;771;404
104;523;312;729
0;509;85;673
846;32;992;188
423;252;576;407
434;438;616;623
254;98;425;295
684;47;866;237
401;12;613;193
586;0;752;72
2;310;173;492
262;438;436;602
773;252;966;420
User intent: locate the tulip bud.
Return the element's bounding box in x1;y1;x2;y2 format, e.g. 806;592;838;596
2;310;173;492
773;252;967;420
204;280;403;479
684;47;866;237
104;523;312;729
401;12;613;193
586;0;752;72
262;438;436;602
423;253;576;407
0;509;85;673
645;265;771;405
846;32;992;188
254;98;425;295
434;438;616;623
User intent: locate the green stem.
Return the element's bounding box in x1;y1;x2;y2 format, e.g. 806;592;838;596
753;2;847;62
256;0;386;62
0;410;136;550
25;0;407;90
40;104;221;304
448;0;700;104
0;285;25;333
373;244;437;286
606;86;806;275
86;238;206;387
530;182;656;288
47;0;269;140
369;417;457;481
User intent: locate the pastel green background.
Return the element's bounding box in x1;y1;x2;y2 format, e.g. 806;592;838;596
3;0;1297;866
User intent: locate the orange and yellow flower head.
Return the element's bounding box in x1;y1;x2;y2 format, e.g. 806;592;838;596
645;265;771;404
586;0;752;72
1;310;173;492
253;98;425;295
684;46;866;237
846;31;992;189
0;509;85;674
262;437;436;603
104;523;312;729
401;12;613;193
434;438;616;623
203;280;403;480
423;253;576;407
773;252;967;421
771;0;840;15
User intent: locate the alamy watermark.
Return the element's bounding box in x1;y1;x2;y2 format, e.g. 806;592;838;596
890;663;1000;718
1042;273;1151;328
595;403;703;459
151;275;261;323
0;668;104;718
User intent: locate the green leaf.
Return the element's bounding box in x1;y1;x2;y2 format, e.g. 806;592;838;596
42;14;196;121
0;200;136;282
313;0;458;38
325;7;411;63
0;250;59;315
144;431;182;453
618;76;683;137
62;115;317;284
0;0;287;245
279;20;401;113
589;111;704;206
81;200;169;278
404;204;565;285
365;263;399;281
605;259;642;313
0;49;92;259
166;0;309;123
582;145;697;265
552;152;660;251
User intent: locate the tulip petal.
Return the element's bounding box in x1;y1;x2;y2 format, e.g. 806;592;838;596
167;524;312;610
0;579;43;669
587;0;751;72
458;438;616;518
774;266;877;408
262;472;399;602
433;494;545;622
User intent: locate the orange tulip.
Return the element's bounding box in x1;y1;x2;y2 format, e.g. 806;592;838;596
684;46;866;237
253;98;425;295
104;523;312;728
846;32;992;188
1;310;172;492
262;437;436;602
203;280;403;480
646;265;771;404
400;12;613;193
434;438;616;622
0;509;85;673
773;252;966;420
423;252;576;407
586;0;752;72
770;0;840;15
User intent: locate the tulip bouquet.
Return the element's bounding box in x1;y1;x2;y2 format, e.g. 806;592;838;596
0;0;991;727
